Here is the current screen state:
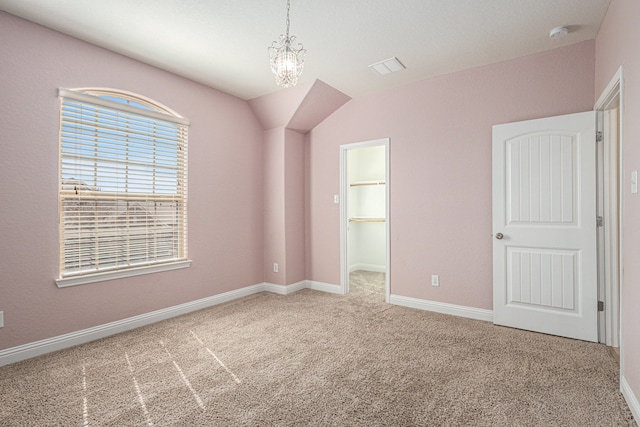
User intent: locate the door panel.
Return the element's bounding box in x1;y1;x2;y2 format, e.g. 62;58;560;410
493;111;597;342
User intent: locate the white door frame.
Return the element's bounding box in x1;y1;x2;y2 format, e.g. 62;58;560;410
594;66;624;352
339;138;390;302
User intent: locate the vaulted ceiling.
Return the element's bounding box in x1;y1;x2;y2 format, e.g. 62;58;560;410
0;0;611;100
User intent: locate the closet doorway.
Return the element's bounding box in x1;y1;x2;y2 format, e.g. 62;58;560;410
339;138;390;302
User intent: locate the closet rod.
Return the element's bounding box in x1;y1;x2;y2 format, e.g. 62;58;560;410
349;218;385;223
350;180;385;187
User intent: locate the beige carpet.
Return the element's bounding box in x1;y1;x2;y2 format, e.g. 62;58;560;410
0;271;635;426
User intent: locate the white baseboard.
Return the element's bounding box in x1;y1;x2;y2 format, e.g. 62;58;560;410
349;264;386;273
0;283;265;367
621;375;640;422
306;280;343;294
264;280;307;295
389;294;493;322
0;281;494;368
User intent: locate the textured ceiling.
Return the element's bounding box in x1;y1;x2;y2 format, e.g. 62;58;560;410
0;0;611;100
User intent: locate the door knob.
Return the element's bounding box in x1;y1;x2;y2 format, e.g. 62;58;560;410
495;233;504;240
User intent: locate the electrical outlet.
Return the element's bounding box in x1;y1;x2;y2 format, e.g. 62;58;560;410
431;275;439;287
0;311;4;328
273;263;279;273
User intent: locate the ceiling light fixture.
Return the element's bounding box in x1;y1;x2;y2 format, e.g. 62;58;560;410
268;0;306;88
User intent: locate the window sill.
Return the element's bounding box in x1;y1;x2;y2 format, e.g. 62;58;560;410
55;260;192;288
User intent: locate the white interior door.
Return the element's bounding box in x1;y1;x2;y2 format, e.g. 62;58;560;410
492;111;598;342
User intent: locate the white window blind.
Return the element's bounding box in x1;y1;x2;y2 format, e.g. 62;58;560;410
58;89;189;282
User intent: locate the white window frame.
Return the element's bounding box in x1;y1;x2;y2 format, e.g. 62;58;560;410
55;88;191;287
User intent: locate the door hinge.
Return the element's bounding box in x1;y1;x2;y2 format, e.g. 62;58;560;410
597;216;604;227
596;131;604;143
598;301;604;312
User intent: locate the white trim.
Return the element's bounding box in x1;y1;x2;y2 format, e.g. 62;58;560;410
349;263;386;273
621;376;640;422
389;294;493;322
264;281;307;295
0;278;353;367
306;280;343;294
0;282;264;367
1;279;351;366
58;88;190;125
602;108;620;347
595;67;623;108
594;66;624;361
340;138;391;303
55;260;192;288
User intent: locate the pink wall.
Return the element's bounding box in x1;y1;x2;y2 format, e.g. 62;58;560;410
263;128;286;284
262;128;306;286
251;81;348;287
0;12;264;350
307;41;596;309
595;0;640;407
284;129;306;284
249;82;315;130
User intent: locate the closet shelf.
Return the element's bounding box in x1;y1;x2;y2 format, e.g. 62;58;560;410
349;217;386;223
350;180;385;187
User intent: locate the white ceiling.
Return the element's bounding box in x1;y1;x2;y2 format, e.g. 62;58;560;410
0;0;611;100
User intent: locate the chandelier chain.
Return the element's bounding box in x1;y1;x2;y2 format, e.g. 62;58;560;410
285;0;291;38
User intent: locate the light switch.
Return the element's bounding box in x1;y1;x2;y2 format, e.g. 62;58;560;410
334;194;340;204
632;171;638;194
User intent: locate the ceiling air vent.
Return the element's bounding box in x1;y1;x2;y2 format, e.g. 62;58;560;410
369;57;406;75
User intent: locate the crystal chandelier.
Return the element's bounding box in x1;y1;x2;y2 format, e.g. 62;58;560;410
268;0;306;88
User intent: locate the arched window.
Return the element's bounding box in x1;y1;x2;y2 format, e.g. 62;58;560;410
56;88;190;287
